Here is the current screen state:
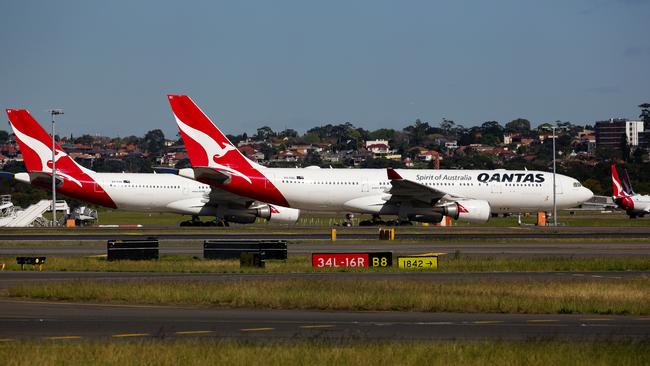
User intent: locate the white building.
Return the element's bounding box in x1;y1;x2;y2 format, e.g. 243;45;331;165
626;120;644;146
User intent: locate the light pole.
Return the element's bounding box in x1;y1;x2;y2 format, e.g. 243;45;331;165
551;126;557;226
49;109;64;226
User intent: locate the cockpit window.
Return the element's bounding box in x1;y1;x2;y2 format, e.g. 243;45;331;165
573;182;582;187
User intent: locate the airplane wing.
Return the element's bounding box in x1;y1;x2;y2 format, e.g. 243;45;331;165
386;168;456;205
206;186;256;208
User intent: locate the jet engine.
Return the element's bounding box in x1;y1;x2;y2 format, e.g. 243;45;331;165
434;199;491;224
255;204;301;224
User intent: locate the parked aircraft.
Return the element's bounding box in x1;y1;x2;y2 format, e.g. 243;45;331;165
167;95;593;225
5;109;299;226
611;164;650;218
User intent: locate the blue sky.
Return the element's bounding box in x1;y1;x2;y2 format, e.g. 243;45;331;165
1;0;649;138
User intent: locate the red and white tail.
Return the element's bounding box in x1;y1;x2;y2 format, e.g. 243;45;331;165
611;164;629;199
6;109;118;208
167;95;256;182
6;109;93;185
167;95;290;207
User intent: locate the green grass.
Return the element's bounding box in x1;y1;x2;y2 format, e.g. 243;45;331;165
1;340;648;366
2;255;649;273
438;256;650;272
0;255;308;273
7;278;650;314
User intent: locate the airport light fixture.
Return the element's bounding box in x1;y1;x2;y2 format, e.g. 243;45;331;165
49;109;64;227
552;126;557;226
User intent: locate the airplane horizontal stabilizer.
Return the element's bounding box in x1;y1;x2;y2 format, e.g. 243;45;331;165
28;171;64;186
193;166;231;185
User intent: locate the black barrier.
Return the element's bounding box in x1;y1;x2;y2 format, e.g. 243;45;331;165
107;239;159;261
204;239;287;260
16;256;46;270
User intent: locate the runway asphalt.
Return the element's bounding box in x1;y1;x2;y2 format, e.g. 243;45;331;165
1;299;648;341
2;240;650;257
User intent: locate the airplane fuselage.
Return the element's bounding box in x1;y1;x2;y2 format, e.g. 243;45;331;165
620;194;650;217
229;167;592;214
18;172;219;216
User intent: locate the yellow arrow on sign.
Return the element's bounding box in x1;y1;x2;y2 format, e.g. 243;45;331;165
397;256;438;270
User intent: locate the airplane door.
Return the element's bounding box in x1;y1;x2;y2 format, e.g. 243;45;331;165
182;184;189;195
555;181;563;194
491;183;502;194
362;178;369;192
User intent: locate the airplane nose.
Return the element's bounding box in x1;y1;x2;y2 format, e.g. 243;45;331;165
582;187;594;202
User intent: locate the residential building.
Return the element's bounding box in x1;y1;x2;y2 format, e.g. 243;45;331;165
595;118;644;149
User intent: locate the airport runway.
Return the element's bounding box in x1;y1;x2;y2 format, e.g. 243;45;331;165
0;299;648;341
0;270;646;290
2;240;650;257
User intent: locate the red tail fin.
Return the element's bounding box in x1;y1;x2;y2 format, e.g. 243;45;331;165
611;164;627;198
6;109;90;177
6;109;116;208
167;95;253;174
167;95;290;207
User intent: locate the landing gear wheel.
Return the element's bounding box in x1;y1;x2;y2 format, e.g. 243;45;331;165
180;215;204;227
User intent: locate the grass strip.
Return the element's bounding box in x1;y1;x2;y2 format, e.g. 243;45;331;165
7;278;650;314
0;340;648;366
2;255;649;273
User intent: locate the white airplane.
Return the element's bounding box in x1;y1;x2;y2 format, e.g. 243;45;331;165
611;164;650;218
167;95;594;224
5;109;300;226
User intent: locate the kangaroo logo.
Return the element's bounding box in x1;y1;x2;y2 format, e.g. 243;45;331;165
10;124;83;187
175;116;252;184
611;166;628;198
612;175;624;197
46;149;67;169
212;142;237;162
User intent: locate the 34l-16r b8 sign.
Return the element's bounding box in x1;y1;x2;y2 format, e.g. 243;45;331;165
311;252;392;268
